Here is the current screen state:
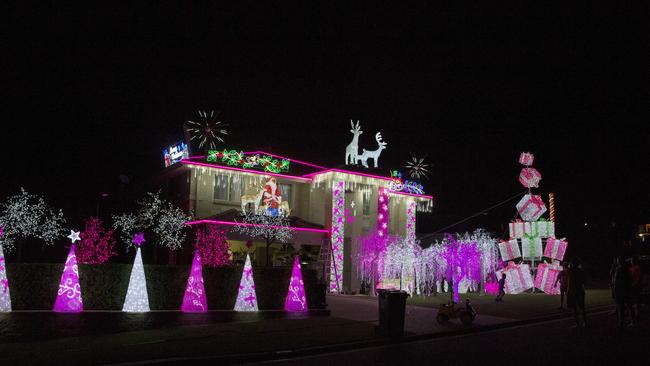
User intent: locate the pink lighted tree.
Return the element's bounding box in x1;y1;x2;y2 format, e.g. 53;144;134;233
77;217;117;265
53;231;83;312
181;251;208;312
194;225;231;267
284;256;307;312
437;234;481;303
357;231;398;292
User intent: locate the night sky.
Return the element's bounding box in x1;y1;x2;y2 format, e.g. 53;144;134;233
5;4;648;271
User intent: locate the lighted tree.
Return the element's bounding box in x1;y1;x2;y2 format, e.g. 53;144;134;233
435;234;481;303
53;231;83;312
122;233;149;312
181;251;208;312
284;256;307;312
0;227;11;311
76;217;117;264
113;192;191;250
383;237;422;292
233;213;293;266
194;225;231;267
0;188;66;252
234;254;258;311
357;231;393;292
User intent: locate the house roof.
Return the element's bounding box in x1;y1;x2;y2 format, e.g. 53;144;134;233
178;150;434;201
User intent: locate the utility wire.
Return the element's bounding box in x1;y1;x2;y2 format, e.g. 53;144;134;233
420;190;528;241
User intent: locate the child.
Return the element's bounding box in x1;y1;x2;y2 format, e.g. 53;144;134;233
495;273;506;302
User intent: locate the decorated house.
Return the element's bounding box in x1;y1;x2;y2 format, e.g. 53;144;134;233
158;123;433;293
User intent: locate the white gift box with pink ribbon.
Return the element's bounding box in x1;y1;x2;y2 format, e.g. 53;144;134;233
534;262;563;295
499;239;521;261
519;152;534;166
516;194;547;221
509;221;525;239
496;263;534;294
518;167;542;188
544;237;568;261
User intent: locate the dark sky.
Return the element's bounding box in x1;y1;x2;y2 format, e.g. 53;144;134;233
4;4;649;266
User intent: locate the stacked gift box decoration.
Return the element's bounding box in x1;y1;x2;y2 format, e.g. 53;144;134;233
497;152;569;294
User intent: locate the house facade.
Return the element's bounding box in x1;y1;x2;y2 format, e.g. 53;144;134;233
160;149;433;293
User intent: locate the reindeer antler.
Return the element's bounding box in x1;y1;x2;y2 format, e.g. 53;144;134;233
375;132;387;147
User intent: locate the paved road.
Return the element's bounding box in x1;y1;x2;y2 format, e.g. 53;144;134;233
327;294;513;335
259;308;649;365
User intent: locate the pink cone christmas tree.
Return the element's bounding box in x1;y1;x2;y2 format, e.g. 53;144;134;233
0;226;11;312
234;254;258;311
53;230;83;312
284;256;307;312
181;251;208;312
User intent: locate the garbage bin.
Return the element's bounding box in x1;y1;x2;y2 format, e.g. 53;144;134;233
376;289;409;337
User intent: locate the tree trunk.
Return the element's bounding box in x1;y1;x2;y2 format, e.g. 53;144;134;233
265;239;272;267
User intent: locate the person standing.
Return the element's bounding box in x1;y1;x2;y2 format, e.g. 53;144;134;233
629;257;642;321
495;273;506;303
567;257;587;327
554;262;569;310
613;257;634;327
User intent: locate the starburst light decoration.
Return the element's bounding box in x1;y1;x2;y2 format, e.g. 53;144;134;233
185;110;228;151
404;155;431;180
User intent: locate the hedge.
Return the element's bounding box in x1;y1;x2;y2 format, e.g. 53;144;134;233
5;263;323;310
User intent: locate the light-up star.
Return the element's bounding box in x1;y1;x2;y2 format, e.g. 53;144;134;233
67;230;81;243
132;233;146;247
350;201;355;209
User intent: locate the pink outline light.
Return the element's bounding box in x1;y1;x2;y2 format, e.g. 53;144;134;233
181;160;313;182
244;151;328;170
185;219;330;234
302;168;394;181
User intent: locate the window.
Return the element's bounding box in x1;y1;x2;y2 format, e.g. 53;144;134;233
213;174;230;201
230;175;242;202
279;183;292;207
362;193;370;216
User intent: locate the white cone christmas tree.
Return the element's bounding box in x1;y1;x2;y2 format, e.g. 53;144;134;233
0;227;11;312
123;233;149;312
234;254;258;311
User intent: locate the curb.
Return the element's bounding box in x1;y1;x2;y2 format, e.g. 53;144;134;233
105;304;615;366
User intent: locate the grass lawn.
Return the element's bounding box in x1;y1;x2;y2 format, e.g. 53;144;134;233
407;289;613;319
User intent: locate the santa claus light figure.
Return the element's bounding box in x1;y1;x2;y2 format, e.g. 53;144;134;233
263;177;282;216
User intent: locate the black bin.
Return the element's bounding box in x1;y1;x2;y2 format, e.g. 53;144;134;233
376;289;409;337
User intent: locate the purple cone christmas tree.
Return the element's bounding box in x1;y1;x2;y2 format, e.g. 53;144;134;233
0;227;11;312
181;251;208;312
234;254;258;311
53;230;83;312
284;256;307;312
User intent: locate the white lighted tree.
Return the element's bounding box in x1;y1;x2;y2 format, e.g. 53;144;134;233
0;188;66;252
233;212;293;266
113;192;191;250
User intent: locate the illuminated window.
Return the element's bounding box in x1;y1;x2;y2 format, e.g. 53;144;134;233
362;193;370;216
279;183;292;206
213;174;229;201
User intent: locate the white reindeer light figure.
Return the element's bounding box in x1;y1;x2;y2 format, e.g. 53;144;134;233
240;184;265;214
345;120;363;165
357;132;387;168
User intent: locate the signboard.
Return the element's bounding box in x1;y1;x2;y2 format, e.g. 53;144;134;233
163;141;189;167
